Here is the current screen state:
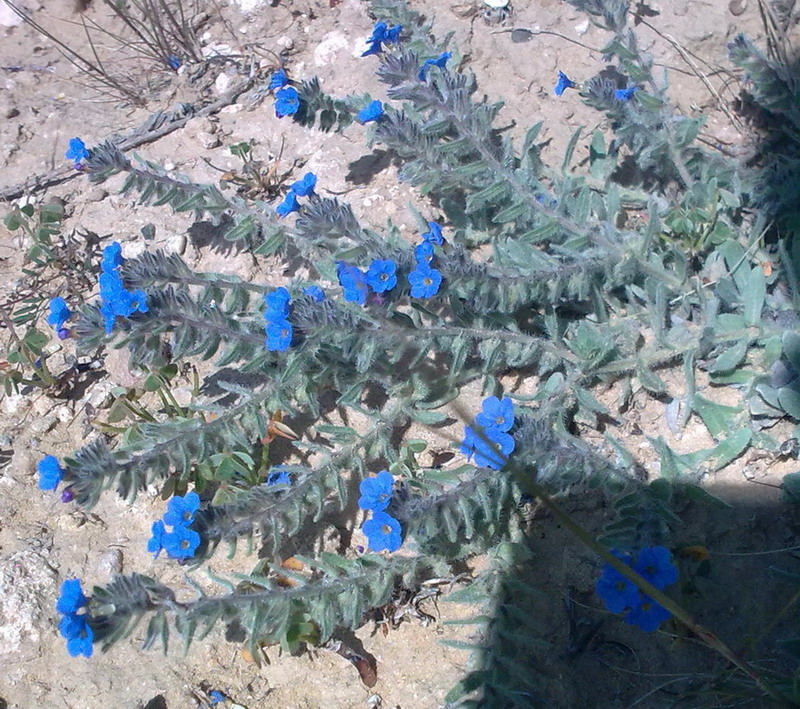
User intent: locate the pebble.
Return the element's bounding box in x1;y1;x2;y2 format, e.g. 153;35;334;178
214;72;233;95
198;131;221;149
165;233;188;255
97;548;124;577
277;35;294;50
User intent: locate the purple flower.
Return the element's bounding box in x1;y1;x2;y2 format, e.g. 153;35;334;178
358;471;394;512
267;466;291;486
47;297;72;331
163;491;201;528
421;221;444;245
303;285;325;302
475;396;515;433
337;262;368;305
554;71;576;96
38;455;64;491
615;86;639;101
275;86;300;118
357;100;384;124
266;318;293;352
269;68;289;91
162;524;201;560
414;241;434;263
362;511;402;552
418;52;452;81
276;192;301;217
147;520;166;557
365;259;397;293
408;264;442;298
290;172;317;197
60;487;75;502
65;137;90;165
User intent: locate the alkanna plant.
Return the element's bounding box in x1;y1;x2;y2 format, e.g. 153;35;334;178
28;0;800;704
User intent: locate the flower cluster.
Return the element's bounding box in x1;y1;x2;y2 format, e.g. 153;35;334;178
99;242;149;334
595;546;678;632
418;52;451;81
270;69;300;118
359;471;402;552
56;579;93;658
38;455;65;491
65;137;90;169
409;222;444;298
361;21;402;57
147;491;202;560
276;172;317;217
47;297;73;340
264;287;293;352
460;396;516;470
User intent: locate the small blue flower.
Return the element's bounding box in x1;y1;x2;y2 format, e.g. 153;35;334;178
303;285;325;302
361;41;383;57
269;68;289;91
124;289;149;315
59;612;93;657
101;242;124;272
358;471;394;512
595;551;641;614
38;455;64;491
418;52;452;81
367;21;389;43
266;318;293;352
56;579;88;615
276;192;301;217
162;524;201;560
47;297;72;331
275;86;300;118
362;511;402;552
361;21;402;56
615;86;639;101
267;466;291;486
357;100;384;124
290;172;317;197
65;137;90;164
147;520;166;557
460;425;515;469
414;241;434;263
365;259;397;293
624;595;672;632
166;54;182;70
264;287;291;318
554;71;576;96
163;491;201;528
475;396;515;433
408;264;442;298
384;24;402;43
337;262;368;305
633;546;678;590
421;221;444;245
209;690;226;706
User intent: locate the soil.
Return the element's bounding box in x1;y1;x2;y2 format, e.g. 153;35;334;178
1;0;799;708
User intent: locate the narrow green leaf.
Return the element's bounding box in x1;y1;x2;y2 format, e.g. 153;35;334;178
691;394;741;439
709;428;751;470
709;340;748;373
743;266;766;327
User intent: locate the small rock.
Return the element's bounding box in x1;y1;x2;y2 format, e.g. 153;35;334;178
277;35;294;50
220;104;243;114
86;186;108;202
0;3;23;27
97;548;123;578
214;72;233;95
574;18;590;35
165;233;188;255
198;131;221;149
5;105;19;119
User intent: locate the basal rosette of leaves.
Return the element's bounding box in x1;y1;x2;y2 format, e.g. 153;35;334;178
30;0;800;704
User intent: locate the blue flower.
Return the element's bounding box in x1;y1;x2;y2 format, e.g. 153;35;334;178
47;297;72;330
266;318;293;351
595;551;641;614
460;425;515;469
624;595;672;632
303;285;325;302
275;86;300;118
166;54;182;70
366;259;397;293
65;137;90;164
276;192;301;217
337;262;368;305
56;579;88;615
269;68;289;90
357;100;384;124
163;491;201;528
264;287;291;318
408;264;442;298
101;242;124;271
361;21;402;56
361;41;383;57
362;511;402;552
384;24;402;43
615;86;639;101
367;21;389;43
418;52;452;81
162;524;201;560
554;71;576;96
147;520;166;557
414;241;434;263
358;471;394;511
59;612;93;657
38;455;64;491
475;396;515;433
267;466;291;486
633;546;678;590
209;691;226;706
421;221;444;245
290;172;317;197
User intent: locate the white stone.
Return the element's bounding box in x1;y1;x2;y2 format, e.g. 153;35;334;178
277;35;294;50
313;31;350;65
214;72;232;95
574;19;590;35
0;2;23;28
483;0;509;7
231;0;263;10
